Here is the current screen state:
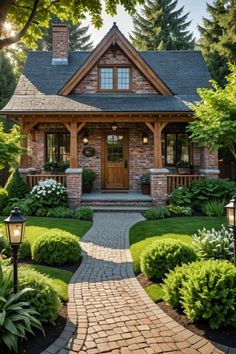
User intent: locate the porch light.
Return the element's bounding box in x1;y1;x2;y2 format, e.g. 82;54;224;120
142;132;149;145
4;208;27;293
83;132;89;145
112;122;118;131
225;195;236;265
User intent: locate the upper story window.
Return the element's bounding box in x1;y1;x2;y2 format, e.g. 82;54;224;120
99;66;131;91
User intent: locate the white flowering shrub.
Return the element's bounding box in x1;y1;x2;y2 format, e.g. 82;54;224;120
192;225;234;260
31;179;68;208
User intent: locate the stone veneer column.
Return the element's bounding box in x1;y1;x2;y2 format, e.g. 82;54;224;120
65;168;83;207
199;147;220;178
150;168;169;206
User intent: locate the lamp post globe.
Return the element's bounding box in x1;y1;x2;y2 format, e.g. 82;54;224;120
4;207;27;293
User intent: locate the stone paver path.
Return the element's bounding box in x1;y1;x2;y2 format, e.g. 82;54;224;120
43;213;226;354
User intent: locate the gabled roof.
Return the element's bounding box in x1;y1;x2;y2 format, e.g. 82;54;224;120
59;23;172;96
2;24;211;115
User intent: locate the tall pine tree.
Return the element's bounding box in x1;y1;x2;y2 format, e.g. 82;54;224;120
131;0;195;50
198;0;236;86
37;16;93;51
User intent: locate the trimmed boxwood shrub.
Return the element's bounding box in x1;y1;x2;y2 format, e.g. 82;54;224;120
32;230;81;266
0;237;31;260
19;267;60;323
140;240;197;280
163;260;236;329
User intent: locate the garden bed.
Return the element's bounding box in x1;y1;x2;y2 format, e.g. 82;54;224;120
137;273;236;347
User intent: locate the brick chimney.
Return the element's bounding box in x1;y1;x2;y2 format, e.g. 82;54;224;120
52;23;69;65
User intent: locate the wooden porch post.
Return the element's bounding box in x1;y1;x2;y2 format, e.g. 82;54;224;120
64;122;85;168
145;121;168;168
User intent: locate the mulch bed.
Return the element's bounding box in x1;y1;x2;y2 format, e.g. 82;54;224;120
137;273;236;348
0;259;82;354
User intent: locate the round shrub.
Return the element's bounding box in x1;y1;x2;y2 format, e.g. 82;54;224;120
74;206;93;221
19;267;60;323
140;240;197;280
32;230;81;266
1;238;31;260
163;260;236;329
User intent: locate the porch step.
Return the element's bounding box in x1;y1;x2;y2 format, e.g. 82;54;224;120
81;200;153;207
91;205;150;212
101;189;129;193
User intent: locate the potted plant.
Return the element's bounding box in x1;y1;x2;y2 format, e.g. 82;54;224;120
139;173;151;195
176;160;194;175
43;161;69;174
82;169;96;193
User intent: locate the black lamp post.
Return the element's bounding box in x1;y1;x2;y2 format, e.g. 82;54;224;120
4;208;26;293
225;195;236;265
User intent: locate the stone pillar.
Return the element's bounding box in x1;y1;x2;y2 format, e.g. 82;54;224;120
150;168;169;206
65;168;83;207
199;146;219;178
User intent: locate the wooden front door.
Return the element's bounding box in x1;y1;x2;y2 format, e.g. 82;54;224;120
103;132;128;189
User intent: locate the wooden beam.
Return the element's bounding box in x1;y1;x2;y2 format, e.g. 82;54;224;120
77;122;86;133
69;122;78;168
153;122;162;168
145;122;155;134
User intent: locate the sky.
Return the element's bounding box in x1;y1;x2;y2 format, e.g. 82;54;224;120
83;0;214;46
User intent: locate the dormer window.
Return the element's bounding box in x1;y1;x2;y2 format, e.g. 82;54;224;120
99;66;131;91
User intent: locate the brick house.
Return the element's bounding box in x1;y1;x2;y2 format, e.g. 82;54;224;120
2;23;219;206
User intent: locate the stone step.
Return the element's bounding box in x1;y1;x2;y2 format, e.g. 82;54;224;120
81;201;153;207
91;205;150;212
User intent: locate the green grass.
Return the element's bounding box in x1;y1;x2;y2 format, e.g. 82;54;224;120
0;216;91;303
25;264;72;301
0;216;92;244
145;284;164;302
130;216;226;274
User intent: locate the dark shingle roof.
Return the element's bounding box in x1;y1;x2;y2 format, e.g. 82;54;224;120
2;50;210;113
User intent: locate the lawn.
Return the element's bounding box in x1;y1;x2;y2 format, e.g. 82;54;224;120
0;216;92;301
0;216;92;244
130;216;227;274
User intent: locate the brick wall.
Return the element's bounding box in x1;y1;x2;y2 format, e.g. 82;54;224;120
73;47;157;94
52;24;69;60
27;122;219;190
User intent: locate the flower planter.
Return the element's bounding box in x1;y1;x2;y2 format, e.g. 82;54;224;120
141;184;150;195
177;167;191;175
82;183;93;193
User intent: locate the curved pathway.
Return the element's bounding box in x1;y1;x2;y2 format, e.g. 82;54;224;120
42;213;226;354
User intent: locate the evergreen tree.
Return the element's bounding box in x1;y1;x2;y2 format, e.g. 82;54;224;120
198;0;236;86
0;51;16;110
131;0;195;50
37;16;93;51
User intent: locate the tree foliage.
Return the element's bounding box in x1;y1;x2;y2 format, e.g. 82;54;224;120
187;64;236;161
0;0;139;49
37;16;93;51
198;0;236;86
131;0;195;50
0;51;16;109
0;123;24;169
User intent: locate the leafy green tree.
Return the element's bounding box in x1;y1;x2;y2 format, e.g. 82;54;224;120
187;64;236;161
0;123;24;169
37;16;93;51
131;0;195;50
0;0;138;49
0;51;16;109
198;0;236;86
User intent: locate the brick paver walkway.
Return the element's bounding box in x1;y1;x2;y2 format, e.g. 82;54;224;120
42;213;226;354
